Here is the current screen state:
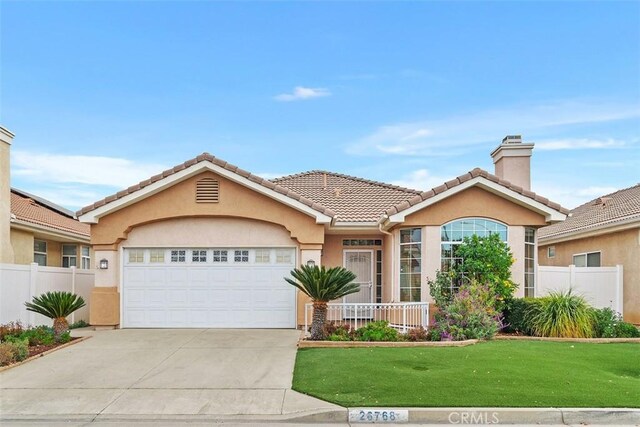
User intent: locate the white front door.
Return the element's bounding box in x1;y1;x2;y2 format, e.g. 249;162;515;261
343;250;374;318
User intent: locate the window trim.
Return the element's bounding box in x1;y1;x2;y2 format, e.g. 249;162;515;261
524;227;536;298
81;245;91;269
547;246;555;258
398;227;422;302
34;239;47;266
62;244;78;268
572;251;601;268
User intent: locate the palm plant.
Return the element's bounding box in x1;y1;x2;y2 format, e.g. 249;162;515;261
286;265;358;340
25;292;86;339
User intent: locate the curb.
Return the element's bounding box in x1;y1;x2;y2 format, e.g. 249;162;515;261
0;335;91;373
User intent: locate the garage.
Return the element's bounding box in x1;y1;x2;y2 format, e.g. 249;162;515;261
122;247;297;328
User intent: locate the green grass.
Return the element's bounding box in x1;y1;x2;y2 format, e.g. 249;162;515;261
292;341;640;407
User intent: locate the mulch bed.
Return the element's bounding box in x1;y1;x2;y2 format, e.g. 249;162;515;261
27;337;81;358
0;336;89;372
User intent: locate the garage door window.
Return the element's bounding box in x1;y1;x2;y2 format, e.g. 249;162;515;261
150;249;165;263
213;250;228;263
129;249;144;263
255;249;271;263
234;250;249;263
192;250;207;263
171;250;186;263
276;250;293;264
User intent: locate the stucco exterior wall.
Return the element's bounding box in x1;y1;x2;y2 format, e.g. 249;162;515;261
494;156;531;191
90;171;325;247
539;227;640;323
508;226;526;298
0;131;13;264
401;186;547;226
9;229;33;265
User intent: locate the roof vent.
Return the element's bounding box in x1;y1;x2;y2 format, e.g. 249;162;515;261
593;196;612;207
196;178;219;203
502;135;522;144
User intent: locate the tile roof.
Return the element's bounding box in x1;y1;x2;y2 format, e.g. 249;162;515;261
76;153;336;218
11;190;90;237
273;171;421;222
383;168;570;217
539;183;640;240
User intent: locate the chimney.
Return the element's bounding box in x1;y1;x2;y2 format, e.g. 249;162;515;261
490;134;534;190
0;126;15;263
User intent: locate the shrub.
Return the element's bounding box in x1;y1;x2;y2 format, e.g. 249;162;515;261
430;280;503;341
69;320;89;329
591;308;640;338
0;321;24;341
615;322;640;338
503;298;545;335
404;326;428;342
57;331;72;344
529;290;594;338
1;337;29;362
356;321;399;342
0;343;16;366
324;322;354;341
21;326;55;346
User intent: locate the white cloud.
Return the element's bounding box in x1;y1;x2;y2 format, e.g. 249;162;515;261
532;183;619;210
346;100;640;157
536;138;625;150
274;86;331;102
255;172;290;180
390;169;450;192
11;151;167;189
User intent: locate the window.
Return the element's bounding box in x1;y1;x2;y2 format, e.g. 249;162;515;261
192;249;207;263
275;249;292;264
213;250;228;263
128;249;144;263
150;249;165;263
441;218;508;291
234;250;249;263
170;250;186;263
34;240;47;266
81;246;91;269
399;228;421;302
255;249;271;263
524;228;535;298
573;252;601;267
376;249;383;304
62;244;77;268
547;246;555;258
343;239;382;246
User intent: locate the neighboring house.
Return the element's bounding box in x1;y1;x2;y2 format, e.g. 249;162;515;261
77;135;568;329
538;185;640;324
0;127;91;269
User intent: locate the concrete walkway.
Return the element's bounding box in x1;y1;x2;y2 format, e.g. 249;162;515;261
0;328;340;422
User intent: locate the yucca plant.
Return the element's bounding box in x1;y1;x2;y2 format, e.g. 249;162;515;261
25;292;86;339
285;265;358;340
529;289;594;338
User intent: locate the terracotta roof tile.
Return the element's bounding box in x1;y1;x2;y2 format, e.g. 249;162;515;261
76;153;336;219
11;191;90;237
383;168;570;218
539;183;640;240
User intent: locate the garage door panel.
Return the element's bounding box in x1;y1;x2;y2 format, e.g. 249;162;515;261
123;248;296;328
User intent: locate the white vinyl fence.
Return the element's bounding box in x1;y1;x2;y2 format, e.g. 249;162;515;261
537;265;623;314
0;263;94;326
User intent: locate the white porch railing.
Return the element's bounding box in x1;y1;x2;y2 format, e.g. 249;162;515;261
304;302;430;334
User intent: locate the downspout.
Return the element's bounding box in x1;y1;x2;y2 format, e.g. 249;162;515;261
378;217;396;302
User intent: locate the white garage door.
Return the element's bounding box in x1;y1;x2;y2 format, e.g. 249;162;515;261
122;248;296;328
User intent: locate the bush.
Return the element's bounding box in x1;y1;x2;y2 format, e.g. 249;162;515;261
0;343;16;366
21;326;55;346
57;331;72;344
404;326;428;342
503;298;545;335
430;281;503;341
615;322;640;338
324;322;354;341
356;321;399;342
0;321;24;341
529;290;594;338
69;320;89;329
1;337;29;363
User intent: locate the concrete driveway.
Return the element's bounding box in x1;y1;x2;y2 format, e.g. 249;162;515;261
0;329;340;422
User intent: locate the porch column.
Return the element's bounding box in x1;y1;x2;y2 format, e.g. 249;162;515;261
508;226;526;298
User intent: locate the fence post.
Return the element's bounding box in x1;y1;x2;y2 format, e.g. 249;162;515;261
402;304;407;333
70;266;77;324
569;264;576;288
29;263;38;326
354;304;358;329
615;265;624;315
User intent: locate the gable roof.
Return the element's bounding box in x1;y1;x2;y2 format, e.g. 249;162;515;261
382;168;569;225
539;183;640;241
272;171;420;223
11;189;90;238
76;153;335;223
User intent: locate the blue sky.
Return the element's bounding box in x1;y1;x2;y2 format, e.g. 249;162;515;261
2;1;639;211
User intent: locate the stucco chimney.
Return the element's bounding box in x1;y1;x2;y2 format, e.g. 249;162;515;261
490;135;534;190
0;127;15;263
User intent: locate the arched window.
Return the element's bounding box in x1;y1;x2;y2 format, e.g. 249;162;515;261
440;218;508;276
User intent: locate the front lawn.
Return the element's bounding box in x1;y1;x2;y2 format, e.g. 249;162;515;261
293;341;640;407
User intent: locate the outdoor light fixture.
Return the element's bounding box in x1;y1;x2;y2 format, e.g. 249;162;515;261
99;259;109;270
306;259;316;267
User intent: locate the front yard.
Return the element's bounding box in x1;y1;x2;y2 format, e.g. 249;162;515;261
293;341;640;408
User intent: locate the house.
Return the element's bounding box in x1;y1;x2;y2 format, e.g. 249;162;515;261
0;127;91;268
538;184;640;323
77;134;567;328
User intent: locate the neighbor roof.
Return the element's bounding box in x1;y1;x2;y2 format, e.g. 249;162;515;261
539;183;640;240
272;171;420;223
11;190;90;237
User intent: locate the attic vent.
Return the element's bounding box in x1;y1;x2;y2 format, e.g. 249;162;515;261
594;196;612;207
196;178;219;203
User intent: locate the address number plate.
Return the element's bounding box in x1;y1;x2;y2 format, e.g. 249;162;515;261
349;408;409;423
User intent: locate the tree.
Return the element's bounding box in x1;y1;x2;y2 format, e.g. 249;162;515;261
285;265;358;340
25;292;86;339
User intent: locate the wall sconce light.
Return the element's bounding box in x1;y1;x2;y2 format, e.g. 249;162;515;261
99;259;109;270
306;259;316;267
